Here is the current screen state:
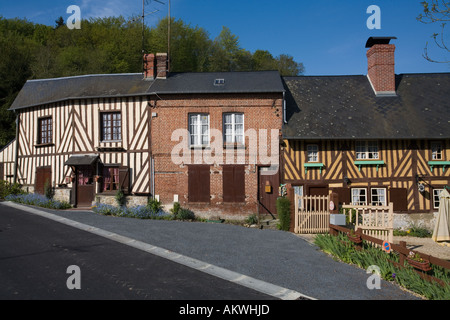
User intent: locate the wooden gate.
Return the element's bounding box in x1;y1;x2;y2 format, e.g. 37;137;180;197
342;203;394;244
294;194;330;234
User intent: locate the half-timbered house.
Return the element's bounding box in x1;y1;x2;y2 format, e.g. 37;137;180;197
1;53;285;218
282;37;450;218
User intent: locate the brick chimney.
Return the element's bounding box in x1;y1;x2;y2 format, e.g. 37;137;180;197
156;53;168;79
366;37;397;96
143;53;169;80
143;53;155;80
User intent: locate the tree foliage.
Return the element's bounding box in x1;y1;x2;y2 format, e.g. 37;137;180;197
0;15;304;148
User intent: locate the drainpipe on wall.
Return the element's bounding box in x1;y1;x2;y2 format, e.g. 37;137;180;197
283;91;287;124
13;111;20;185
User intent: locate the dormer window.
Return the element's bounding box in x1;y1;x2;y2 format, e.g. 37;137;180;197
356;141;379;160
431;142;443;160
214;79;225;86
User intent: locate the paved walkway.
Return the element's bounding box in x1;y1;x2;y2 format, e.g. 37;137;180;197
1;202;422;300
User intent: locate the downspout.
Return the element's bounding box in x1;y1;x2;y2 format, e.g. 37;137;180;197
13;111;20;185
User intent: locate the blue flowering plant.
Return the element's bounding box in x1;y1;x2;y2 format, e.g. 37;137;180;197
5;193;72;210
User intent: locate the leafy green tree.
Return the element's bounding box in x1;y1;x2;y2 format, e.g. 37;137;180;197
275;53;305;76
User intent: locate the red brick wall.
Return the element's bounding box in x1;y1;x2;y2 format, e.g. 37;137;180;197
367;44;396;94
150;93;283;218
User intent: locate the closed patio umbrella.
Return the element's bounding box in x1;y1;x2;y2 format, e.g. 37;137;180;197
432;188;450;243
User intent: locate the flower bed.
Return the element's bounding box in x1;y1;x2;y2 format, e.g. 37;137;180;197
92;203;172;220
6;193;72;210
315;233;450;300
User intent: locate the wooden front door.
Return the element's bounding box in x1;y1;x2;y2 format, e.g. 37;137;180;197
258;166;279;217
35;167;52;195
76;166;95;207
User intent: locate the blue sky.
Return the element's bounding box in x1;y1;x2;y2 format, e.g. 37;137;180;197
1;0;449;75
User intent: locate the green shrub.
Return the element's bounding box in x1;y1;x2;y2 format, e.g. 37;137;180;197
276;197;290;231
148;197;163;213
245;213;258;225
394;224;432;238
170;201;181;216
115;189;126;207
176;208;195;220
44;180;54;199
0;180;25;200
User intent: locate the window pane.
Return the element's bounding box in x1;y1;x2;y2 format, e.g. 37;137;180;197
224;114;232;124
235;114;244;124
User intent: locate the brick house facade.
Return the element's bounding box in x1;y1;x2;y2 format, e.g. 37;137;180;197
2;53;285;219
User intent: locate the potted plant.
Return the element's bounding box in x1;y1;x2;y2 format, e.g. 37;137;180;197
406;251;432;272
347;229;362;244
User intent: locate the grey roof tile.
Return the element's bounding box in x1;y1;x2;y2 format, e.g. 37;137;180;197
282;73;450;140
10;71;285;110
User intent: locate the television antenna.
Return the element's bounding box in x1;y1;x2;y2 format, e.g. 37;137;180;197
135;0;171;73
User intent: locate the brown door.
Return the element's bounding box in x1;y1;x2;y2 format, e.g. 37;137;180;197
258;166;279;217
76;166;95;207
35;167;52;195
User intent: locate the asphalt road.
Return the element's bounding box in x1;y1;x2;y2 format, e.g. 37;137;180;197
0;202;421;300
0;204;275;300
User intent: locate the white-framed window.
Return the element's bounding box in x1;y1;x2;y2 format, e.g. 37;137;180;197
356;141;379;160
433;189;443;209
223;113;244;145
307;144;319;162
371;188;386;206
101;112;122;141
352;188;367;205
294;185;304;209
189;113;209;147
431;142;443;160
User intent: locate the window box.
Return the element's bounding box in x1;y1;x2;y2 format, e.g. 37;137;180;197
303;163;325;174
428;161;450;173
354;160;385;172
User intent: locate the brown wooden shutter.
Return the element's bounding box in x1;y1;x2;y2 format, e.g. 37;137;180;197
222;166;234;202
119;167;130;194
332;188;351;206
188;165;210;202
389;188;408;212
0;163;4;181
223;165;245;203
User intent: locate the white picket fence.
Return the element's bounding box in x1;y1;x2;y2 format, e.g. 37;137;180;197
294;195;330;234
342;203;394;244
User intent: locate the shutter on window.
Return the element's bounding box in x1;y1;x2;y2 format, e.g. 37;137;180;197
332;188;351;206
119;167;130;194
389;188;408;212
0;163;4;181
223;166;234;202
223;165;245;203
234;165;245;202
188;165;210;202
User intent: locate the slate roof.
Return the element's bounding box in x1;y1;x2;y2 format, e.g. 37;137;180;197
282;73;450;140
9;70;285;111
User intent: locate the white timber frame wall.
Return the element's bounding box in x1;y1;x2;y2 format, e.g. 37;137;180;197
5;96;151;196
